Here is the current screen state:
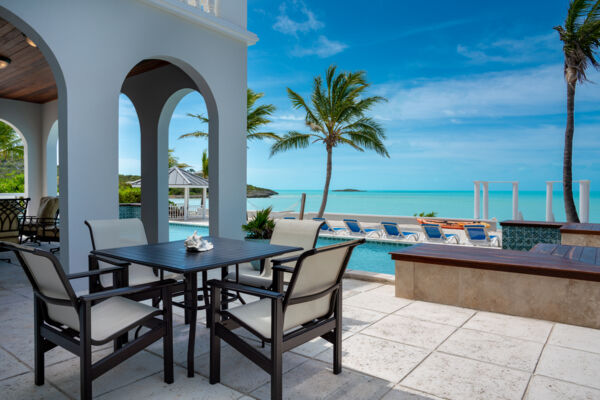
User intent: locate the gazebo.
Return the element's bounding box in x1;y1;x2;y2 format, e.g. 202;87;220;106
130;167;208;220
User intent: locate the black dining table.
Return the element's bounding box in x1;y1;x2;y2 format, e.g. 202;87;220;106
91;236;301;377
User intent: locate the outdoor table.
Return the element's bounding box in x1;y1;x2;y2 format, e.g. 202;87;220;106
91;236;301;377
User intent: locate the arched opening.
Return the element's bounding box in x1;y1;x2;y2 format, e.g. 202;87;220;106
0;10;67;254
120;58;217;242
117;93;142;218
0;120;27;196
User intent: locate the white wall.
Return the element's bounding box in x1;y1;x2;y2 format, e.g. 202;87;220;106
0;0;249;275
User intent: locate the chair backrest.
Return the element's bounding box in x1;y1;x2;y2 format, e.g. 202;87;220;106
0;198;29;242
343;219;362;234
37;196;59;219
4;242;79;330
464;224;489;242
421;223;444;240
312;217;331;231
381;222;401;237
270;219;323;258
283;239;364;323
85;218;151;287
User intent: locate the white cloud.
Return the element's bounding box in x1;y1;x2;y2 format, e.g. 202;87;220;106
273;2;323;36
457;33;558;64
292;35;348;58
373;64;600;121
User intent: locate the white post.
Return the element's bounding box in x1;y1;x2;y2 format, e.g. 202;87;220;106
474;181;481;219
184;187;189;221
579;180;590;223
512;182;519;220
546;182;554;222
482;181;489;220
201;187;207;219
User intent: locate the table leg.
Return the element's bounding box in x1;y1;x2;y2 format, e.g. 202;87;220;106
185;272;197;377
202;271;209;327
221;266;229;311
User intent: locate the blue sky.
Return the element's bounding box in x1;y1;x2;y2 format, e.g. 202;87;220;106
119;0;600;191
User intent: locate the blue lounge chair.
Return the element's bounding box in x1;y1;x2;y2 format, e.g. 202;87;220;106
283;217;296;219
421;223;459;244
343;219;380;237
464;224;499;247
312;218;346;234
381;222;419;241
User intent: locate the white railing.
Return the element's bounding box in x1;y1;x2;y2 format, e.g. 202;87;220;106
178;0;219;17
169;204;208;220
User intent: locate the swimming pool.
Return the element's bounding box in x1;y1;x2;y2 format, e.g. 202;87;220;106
169;223;410;275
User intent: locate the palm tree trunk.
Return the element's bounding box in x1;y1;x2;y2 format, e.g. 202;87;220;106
563;76;580;223
317;147;333;218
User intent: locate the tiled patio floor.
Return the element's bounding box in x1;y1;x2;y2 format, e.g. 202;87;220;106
1;257;600;399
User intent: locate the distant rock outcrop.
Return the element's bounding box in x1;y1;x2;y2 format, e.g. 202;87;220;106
247;185;278;198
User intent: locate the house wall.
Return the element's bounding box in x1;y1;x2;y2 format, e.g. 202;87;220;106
0;0;250;276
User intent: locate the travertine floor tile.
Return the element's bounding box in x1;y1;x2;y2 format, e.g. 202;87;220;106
45;348;165;398
548;323;600;354
439;328;544;371
315;333;428;383
525;375;600;400
0;372;69;400
537;345;600;389
342;305;387;333
0;346;29;381
250;359;391;400
97;365;243;399
402;352;530;400
363;314;455;350
382;384;445;400
463;312;552;343
394;301;475;327
195;343;309;393
345;285;413;313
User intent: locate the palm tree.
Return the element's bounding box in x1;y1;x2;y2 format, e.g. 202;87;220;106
168;149;190;169
555;0;600;222
0;122;24;161
201;149;208;178
270;65;388;217
178;88;280;141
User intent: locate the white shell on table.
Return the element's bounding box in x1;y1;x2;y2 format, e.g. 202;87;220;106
184;230;213;252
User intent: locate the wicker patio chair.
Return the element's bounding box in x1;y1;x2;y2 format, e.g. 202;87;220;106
1;242;175;400
0;197;29;261
208;238;365;400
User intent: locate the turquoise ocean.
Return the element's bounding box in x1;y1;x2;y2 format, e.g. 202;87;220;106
176;190;600;223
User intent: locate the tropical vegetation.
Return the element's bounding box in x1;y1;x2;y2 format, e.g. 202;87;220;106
179;88;280;142
555;0;600;222
0;121;25;193
242;207;275;239
270;65;389;217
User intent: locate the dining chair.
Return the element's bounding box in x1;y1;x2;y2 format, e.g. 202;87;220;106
208;238;365;400
2;242;174;400
226;219;324;290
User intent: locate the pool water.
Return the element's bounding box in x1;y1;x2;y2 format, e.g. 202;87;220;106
169;223;410;275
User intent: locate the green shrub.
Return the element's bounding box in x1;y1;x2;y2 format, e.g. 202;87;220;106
242;207;275;239
119;185;141;203
413;211;438;217
0;172;24;193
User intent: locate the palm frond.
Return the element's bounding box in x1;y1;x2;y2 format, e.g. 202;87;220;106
178;131;208;139
269;131;314;157
247;132;282;141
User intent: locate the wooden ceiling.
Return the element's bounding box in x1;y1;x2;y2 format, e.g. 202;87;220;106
0;17;57;103
0;16;169;104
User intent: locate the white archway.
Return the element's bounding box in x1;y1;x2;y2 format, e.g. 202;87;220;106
45;120;58;196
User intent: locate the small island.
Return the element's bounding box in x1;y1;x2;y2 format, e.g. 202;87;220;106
247;184;278;198
333;188;365;192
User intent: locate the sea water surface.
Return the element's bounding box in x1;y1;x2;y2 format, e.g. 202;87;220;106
176;190;600;222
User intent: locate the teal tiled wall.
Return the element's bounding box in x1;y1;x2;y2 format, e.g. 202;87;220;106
502;225;561;251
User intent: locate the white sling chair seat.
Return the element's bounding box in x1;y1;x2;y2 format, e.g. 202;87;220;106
86;218;183;287
227;219;323;289
226;244;348;339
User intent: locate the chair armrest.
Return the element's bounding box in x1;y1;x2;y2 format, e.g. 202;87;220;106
90;254;130;267
271;254;300;266
79;279;177;303
67;265;126;280
207;279;284;300
272;264;295;274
